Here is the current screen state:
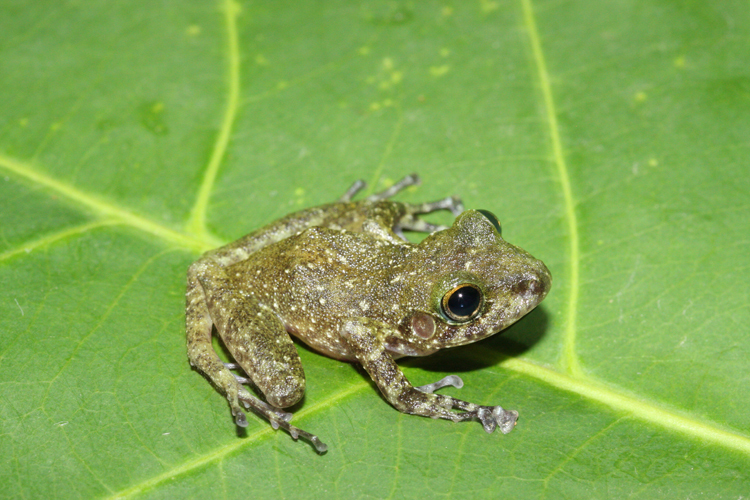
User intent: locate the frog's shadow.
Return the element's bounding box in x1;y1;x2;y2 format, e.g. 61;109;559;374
340;306;550;398
398;305;549;375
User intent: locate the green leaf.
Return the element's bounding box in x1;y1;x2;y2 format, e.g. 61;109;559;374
2;0;749;498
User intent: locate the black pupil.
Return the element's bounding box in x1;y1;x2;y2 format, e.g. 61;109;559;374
447;286;481;318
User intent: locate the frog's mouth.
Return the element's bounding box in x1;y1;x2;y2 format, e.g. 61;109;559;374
385;338;439;358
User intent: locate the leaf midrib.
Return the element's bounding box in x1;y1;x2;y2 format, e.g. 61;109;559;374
185;0;241;240
520;0;581;377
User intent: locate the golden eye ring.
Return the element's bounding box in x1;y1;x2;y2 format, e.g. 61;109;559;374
441;283;483;322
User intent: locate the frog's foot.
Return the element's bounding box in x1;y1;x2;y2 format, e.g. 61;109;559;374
223;363;327;453
447;398;519;434
236;389;328;454
412;376;517;433
339;174;421;202
396;387;518;434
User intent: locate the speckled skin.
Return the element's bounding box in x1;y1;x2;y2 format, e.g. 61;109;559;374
186;175;551;453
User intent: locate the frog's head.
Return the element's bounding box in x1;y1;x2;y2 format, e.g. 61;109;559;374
387;210;551;356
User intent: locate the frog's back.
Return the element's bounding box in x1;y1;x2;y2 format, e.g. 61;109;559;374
228;225;411;360
204;200;383;267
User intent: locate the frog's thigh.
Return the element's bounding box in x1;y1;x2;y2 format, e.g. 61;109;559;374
199;270;305;409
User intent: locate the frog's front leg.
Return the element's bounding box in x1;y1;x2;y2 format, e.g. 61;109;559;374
340;318;518;434
186;259;327;453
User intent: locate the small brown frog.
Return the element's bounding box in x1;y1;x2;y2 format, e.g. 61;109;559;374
186;174;551;453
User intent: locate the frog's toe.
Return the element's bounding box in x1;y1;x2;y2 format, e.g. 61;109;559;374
416;375;464;393
233;410;248;428
395;217;445;235
228;397;249;428
405;195;465;219
493;407;519;434
367;173;421;201
476;407;497;433
339;179;367;202
223;362;251;385
427;196;464;216
311;437;328;454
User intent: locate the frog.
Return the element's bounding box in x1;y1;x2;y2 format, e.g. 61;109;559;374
186;174;551;453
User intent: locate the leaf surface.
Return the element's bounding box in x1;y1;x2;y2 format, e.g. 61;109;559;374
1;0;749;498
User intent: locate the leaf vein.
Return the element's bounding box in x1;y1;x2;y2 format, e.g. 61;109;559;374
41;250;176;410
504;358;750;456
0;220;118;262
0;152;220;252
186;0;242;238
105;381;369;499
521;0;581;376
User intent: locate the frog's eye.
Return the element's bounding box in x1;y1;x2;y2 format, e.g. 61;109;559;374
441;284;483;322
477;209;502;236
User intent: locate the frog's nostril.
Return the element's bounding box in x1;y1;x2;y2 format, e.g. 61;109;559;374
511;273;549;299
512;279;535;296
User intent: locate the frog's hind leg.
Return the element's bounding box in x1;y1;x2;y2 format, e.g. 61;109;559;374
188;260;327;453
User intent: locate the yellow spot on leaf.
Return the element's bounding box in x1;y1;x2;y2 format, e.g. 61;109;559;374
430;65;450;77
480;0;499;13
440;48;451;57
634;91;647;102
441;6;454;17
674;55;686;68
358;46;371;56
186;25;201;36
